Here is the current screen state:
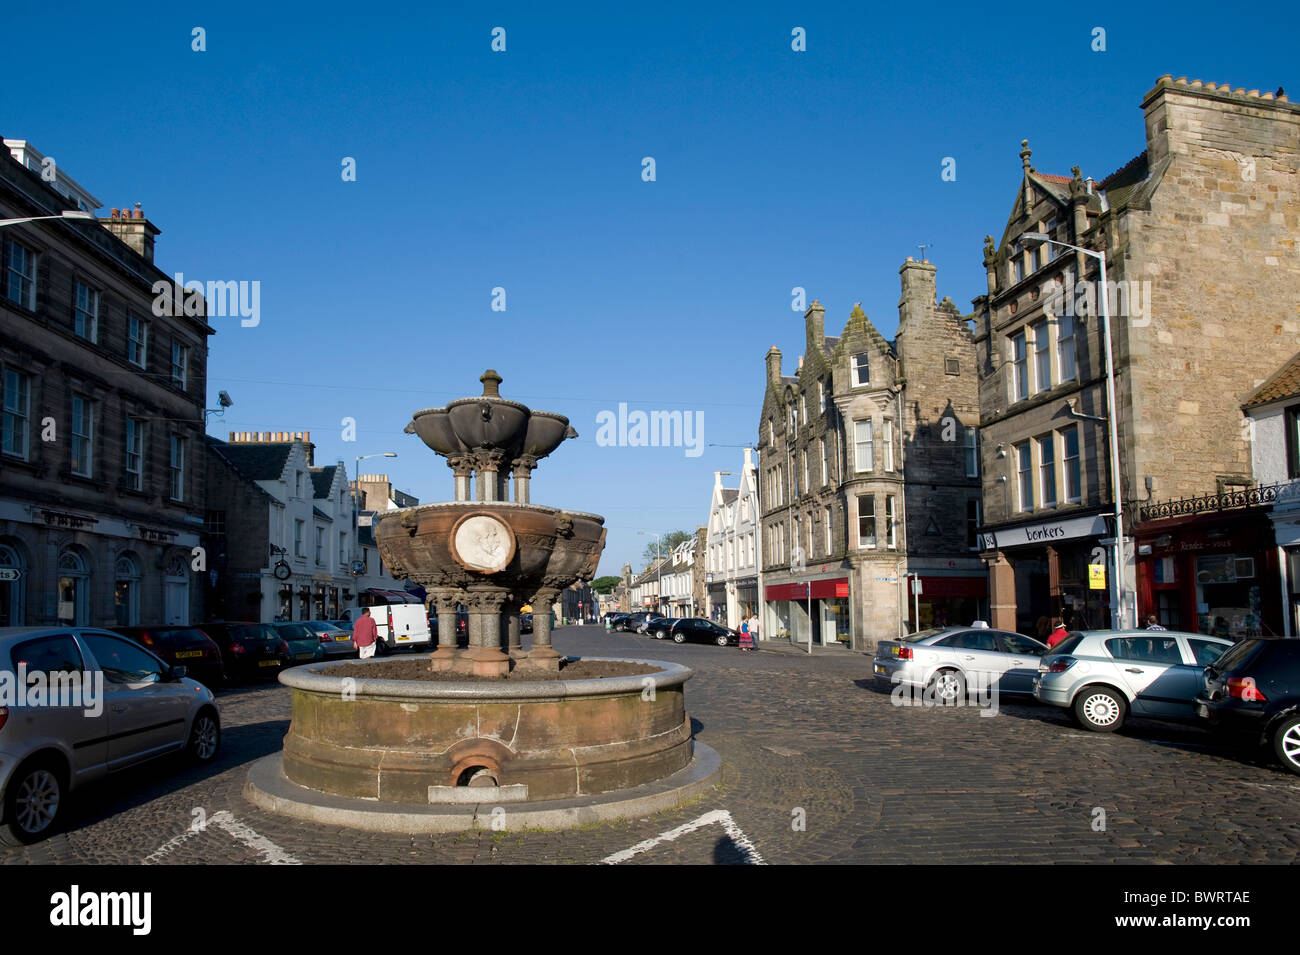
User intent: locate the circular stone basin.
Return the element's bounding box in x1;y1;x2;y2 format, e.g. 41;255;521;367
278;657;693;804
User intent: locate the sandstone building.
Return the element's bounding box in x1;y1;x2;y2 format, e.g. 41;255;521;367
971;76;1300;638
758;259;983;651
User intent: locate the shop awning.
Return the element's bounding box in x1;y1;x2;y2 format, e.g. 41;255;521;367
765;578;849;601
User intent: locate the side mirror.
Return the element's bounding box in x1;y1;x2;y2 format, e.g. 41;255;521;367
169;665;188;681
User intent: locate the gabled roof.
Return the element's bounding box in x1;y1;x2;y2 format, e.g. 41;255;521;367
312;506;333;522
1244;349;1300;409
720;488;739;504
209;441;292;481
1098;151;1150;215
310;465;338;499
204;437;284;507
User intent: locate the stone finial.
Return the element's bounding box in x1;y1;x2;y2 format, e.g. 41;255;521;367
1019;139;1032;170
480;369;502;397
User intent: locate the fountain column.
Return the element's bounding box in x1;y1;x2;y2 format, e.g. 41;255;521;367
448;455;474;503
428;587;461;670
463;588;511;677
511;455;537;505
521;587;562;671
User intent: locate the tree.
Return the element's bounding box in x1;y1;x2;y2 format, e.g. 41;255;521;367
591;575;620;595
642;530;692;565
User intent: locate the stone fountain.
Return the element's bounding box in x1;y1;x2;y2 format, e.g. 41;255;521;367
250;371;717;826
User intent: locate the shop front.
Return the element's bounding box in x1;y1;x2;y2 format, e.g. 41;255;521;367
764;577;851;646
1136;510;1284;640
982;511;1111;636
908;574;989;631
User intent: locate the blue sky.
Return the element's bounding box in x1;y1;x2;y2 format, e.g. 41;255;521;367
8;1;1293;575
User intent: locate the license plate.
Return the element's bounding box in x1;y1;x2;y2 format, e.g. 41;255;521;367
874;664;886;675
175;650;203;659
335;635;350;641
397;636;410;641
259;660;280;668
891;647;899;656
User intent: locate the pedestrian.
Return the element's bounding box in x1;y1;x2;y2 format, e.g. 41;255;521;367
739;618;754;652
1144;614;1167;631
749;614;759;642
1046;617;1069;649
353;607;380;659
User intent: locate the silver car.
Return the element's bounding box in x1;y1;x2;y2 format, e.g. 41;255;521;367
0;626;221;845
1033;629;1232;732
873;625;1049;703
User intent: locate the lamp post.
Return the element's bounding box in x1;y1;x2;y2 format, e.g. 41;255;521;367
638;530;662;615
352;452;397;578
0;210;95;228
1022;232;1127;630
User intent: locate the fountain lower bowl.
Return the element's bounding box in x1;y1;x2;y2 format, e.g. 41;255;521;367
278;657;694;804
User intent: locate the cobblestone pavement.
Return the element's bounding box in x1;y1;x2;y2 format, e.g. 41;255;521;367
4;627;1299;865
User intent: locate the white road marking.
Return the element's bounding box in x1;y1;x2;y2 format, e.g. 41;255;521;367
142;811;301;865
601;809;766;865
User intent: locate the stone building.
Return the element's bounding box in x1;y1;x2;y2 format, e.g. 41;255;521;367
757;259;982;651
971;75;1300;638
204;431;398;622
0;140;211;627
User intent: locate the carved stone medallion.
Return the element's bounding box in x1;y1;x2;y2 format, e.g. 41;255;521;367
450;512;516;574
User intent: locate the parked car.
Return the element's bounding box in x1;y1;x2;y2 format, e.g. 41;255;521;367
647;618;682;639
300;620;355;659
339;589;432;653
0;626;221;845
199;622;291;680
112;626;225;689
662;618;738;646
607;613;631;631
874;625;1048;701
271;623;326;666
1197;637;1300;775
627;612;667;634
1035;629;1231;732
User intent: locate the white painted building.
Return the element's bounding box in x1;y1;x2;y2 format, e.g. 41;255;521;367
705;448;762;632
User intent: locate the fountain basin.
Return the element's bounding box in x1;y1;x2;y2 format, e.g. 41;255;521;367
278;658;694;803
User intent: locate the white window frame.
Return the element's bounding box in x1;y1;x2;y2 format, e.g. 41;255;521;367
125;417;144;490
171;341;188;390
1032;320;1050;393
74;281;99;342
128;315;149;368
1016;441;1033;513
1057;314;1077;382
169;434;186;502
1;368;31;460
854;419;874;472
1011;331;1028;401
857;495;876;549
295;519;306;558
1063;426;1082;503
883;418;894;472
1038;434;1057;508
71;395;94;477
852;353;870;387
6;240;37;310
885;495;896;549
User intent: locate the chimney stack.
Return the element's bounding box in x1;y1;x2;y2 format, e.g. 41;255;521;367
100;202;159;263
765;346;783;386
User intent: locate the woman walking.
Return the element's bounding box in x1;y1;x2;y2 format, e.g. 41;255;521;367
739;618;754;652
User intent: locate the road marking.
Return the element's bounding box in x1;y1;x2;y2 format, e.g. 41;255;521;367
143;811;301;865
601;809;766;865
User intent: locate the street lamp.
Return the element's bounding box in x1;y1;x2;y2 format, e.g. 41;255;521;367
352;452;397;575
637;530;662;616
1022;232;1127;629
0;210;95;228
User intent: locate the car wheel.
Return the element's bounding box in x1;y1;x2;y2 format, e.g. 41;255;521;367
0;758;65;846
927;668;965;705
188;708;222;764
715;634;729;647
672;633;686;644
654;629;668;639
1272;716;1300;775
1073;685;1126;732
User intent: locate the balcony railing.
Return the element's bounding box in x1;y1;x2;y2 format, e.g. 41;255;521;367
1138;480;1300;522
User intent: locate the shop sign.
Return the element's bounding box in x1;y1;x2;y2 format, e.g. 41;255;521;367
0;569;20;582
987;515;1107;549
1088;564;1106;590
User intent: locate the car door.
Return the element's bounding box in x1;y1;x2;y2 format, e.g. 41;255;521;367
8;633;108;783
931;630;1002;691
78;631;190;769
1105;635;1187;717
994;632;1048;694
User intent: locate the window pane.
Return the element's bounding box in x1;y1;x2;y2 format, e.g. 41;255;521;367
858;496;875;547
1063;427;1081;501
1012;333;1028;400
854;420;873;471
1039;435;1056;507
1017;442;1033;512
1033;321;1050;392
1057;315;1076;381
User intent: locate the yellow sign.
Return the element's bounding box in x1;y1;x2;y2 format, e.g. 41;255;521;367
1088;564;1106;590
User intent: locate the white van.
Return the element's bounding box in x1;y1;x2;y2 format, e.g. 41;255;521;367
339;588;431;653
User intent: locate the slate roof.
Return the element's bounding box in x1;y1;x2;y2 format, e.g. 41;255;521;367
310;465;337;499
208;440;291;481
1244;349;1300;409
720;489;739;504
1098;151;1150;214
312;506;333;522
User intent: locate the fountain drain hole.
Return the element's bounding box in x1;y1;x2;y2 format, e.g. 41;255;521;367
458;766;499;787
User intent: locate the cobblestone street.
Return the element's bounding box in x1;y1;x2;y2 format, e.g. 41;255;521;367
5;627;1298;866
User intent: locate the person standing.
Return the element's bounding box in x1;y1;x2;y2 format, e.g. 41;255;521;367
1046;618;1069;649
739;618;754;652
1144;614;1167;631
748;613;759;642
354;607;380;660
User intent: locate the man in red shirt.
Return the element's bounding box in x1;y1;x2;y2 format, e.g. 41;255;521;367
353;608;380;659
1046;618;1069;649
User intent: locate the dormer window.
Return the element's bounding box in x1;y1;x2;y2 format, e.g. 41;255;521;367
852;353;870;387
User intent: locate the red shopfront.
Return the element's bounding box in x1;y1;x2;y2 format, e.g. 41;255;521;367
765;577;851;645
908;575;988;631
1135;512;1284;639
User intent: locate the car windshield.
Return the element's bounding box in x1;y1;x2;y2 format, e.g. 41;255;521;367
903;628;945;643
278;625;312;639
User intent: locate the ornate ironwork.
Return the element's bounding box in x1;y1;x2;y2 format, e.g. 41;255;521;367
1138;480;1300;523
